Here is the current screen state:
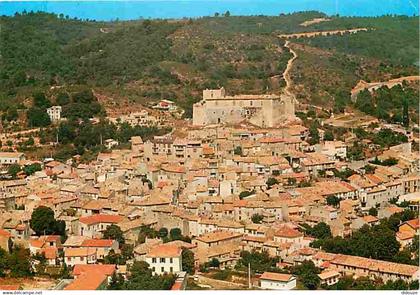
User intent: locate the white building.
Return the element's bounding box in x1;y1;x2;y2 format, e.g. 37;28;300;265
318;270;340;286
0;152;25;166
47;106;62;123
64;248;97;267
259;272;297;290
145;244;182;275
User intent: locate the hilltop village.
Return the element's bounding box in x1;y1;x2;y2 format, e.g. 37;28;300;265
0;10;419;292
0;84;419;291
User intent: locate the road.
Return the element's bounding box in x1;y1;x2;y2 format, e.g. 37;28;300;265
283;40;298;98
279;28;368;39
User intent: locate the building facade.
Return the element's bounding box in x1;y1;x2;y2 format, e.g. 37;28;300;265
193;88;295;127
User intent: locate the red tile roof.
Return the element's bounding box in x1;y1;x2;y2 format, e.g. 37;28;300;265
260;272;294;282
147;244;182;258
405;218;419;229
73;264;116;276
0;285;20;290
64;271;107;290
274;226;303;238
42;247;58;260
0;229;12;238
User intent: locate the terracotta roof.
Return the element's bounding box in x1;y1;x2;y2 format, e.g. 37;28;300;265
0;229;12;238
73;264;116;276
42;247;58;260
171;281;183;290
81;239;115;248
260;272;294;282
0;285;20;290
318;270;340;280
146;244;182;258
29;239;44;248
79;214;123;225
64;271;107;290
404;218;419;230
274;226;303;238
331;254;418;277
396;231;415;241
362;215;379;223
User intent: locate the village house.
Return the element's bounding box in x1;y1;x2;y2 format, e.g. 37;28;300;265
259;272;297;290
77;214;123;238
64;248;97;267
145;244;183;275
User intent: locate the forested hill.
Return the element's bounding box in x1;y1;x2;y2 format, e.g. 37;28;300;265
0;11;418;121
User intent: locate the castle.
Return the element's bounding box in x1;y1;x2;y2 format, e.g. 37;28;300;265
192;88;296;127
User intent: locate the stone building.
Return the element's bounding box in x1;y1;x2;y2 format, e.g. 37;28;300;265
193;88;295;127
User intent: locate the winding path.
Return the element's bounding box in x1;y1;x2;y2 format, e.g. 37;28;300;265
282;40;297;97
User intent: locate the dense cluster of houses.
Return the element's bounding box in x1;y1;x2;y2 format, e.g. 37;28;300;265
0;121;419;290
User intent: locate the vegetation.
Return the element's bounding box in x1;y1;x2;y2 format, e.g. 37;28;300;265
103;225;125;244
0;247;33;278
236;250;279;273
326;276;419;290
302;222;332;240
311;211;419;265
251;213;264;224
239;190;255;199
108;261;175;290
30;206;66;236
1;12;417;128
290;260;320;290
181;249;195;274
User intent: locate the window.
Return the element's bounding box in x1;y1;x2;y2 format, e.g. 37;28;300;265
160;258;166;263
170;258;173;263
80;257;84;261
170;267;173;272
161;267;165;273
152;258;157;263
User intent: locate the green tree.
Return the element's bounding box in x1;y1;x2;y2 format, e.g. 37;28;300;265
368;207;378;216
208;258;220;268
103;225;125;245
291;260;320;290
169;228;182;241
251;213;264;224
324;130;334;141
182;249;195;274
8;247;33;277
239;190;255;199
308;122;320;145
158;227;168;239
30;206;65;236
8;164;21;178
326;195;340;207
311;222;332;240
23;163;42;176
234;146;242;155
27;107;51;127
266;177;279;188
33;91;51;109
108;272;125;290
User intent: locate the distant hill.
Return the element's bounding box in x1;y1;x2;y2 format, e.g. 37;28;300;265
0;11;418;121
